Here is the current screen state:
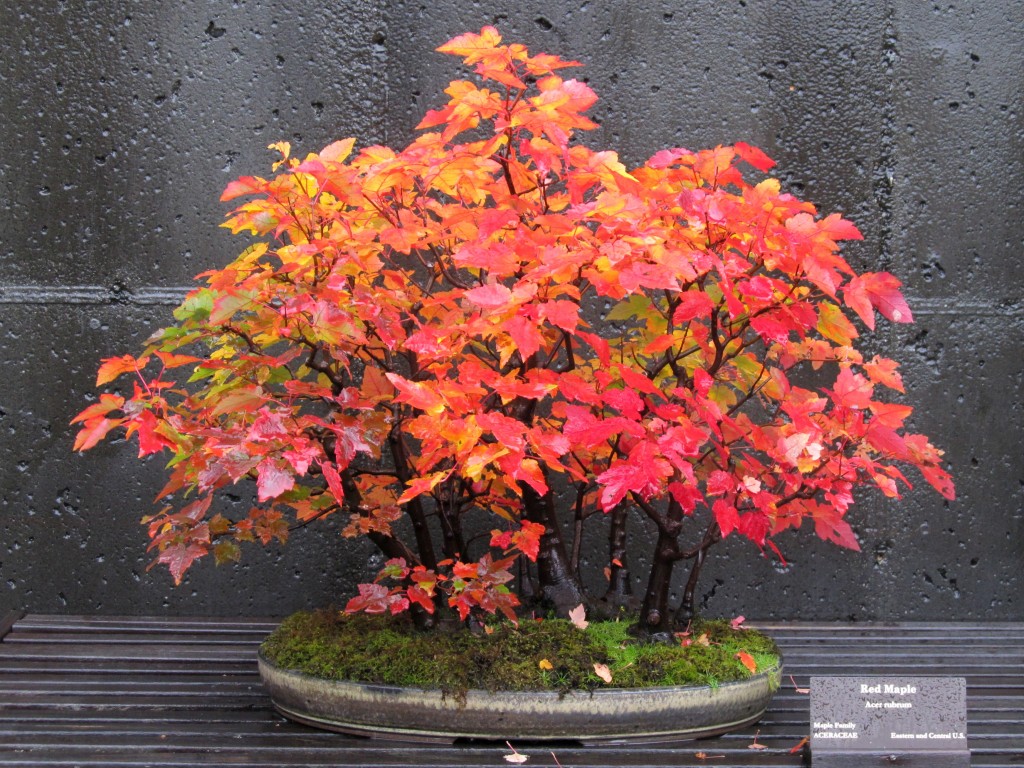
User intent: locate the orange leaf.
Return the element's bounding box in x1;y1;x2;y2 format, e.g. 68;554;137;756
735;651;758;674
96;354;146;386
73;417;124;452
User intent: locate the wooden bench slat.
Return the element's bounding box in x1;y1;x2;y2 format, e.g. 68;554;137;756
1;616;1021;767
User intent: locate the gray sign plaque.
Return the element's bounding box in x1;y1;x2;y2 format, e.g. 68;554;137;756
810;676;969;767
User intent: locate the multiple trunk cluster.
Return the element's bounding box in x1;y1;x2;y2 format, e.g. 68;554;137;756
74;28;954;635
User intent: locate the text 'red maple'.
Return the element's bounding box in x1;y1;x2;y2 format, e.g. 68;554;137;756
74;27;954;632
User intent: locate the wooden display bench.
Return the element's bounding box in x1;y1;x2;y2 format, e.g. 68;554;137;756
0;613;1021;766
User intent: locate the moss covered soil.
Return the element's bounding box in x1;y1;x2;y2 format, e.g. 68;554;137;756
261;610;781;696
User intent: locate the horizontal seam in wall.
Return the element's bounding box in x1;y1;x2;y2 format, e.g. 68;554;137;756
0;286;192;306
0;285;1019;317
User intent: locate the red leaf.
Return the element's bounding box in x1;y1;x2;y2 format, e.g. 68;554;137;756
864;355;905;393
596;441;672;510
157;543;207;585
713;499;740;538
512;520;545;561
672;291;715;324
73;416;124;452
830;367;873;409
539;300;580;332
386;374;447;415
750;314;793;344
506;314;543;360
843;272;913;329
322;462;346;504
811;504;861;551
220;175;265;202
256;459;295;502
132;410;174;457
465;282;514;309
733;141;776;172
818;212;863;241
921;464;956;501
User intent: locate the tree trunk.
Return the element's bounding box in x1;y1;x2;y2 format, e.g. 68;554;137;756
674;522;722;625
636;499;685;635
522;483;587;615
602;504;632;608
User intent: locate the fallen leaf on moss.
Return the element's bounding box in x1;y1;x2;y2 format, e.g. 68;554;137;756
593;663;612;683
735;650;757;673
568;604;589;630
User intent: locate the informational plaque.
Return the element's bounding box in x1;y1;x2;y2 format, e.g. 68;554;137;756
810;676;969;767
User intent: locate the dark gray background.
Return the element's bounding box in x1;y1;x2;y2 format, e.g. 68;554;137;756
1;1;1020;620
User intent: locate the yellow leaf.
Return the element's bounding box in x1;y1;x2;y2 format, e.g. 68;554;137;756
320;138;356;163
538;659;553;670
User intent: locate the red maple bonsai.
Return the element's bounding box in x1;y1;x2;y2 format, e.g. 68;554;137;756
74;28;954;635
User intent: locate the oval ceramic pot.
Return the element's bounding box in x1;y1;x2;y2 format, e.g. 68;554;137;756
258;650;782;743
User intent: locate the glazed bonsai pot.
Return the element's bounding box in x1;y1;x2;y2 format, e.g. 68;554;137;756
258;649;782;743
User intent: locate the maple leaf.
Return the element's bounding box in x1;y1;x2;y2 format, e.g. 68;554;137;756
503;742;529;764
386;374;447;415
863;355;905;393
735;651;758;673
829;367;873;410
220;175;266;202
811;503;861;551
157;543;207;585
72;416;124;453
733;141;776;172
596;442;672;510
593;663;613;683
568;603;589;630
131;410;175;457
920;463;956;501
818;212;863;241
713;500;741;538
319;137;356;163
465;282;514;309
95;354;147;386
790;675;810;694
817;301;859;346
512;520;545;561
255;459;295;502
397;470;451;504
730;615;746;630
843;272;913;329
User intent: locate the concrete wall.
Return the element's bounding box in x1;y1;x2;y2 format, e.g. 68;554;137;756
2;0;1021;620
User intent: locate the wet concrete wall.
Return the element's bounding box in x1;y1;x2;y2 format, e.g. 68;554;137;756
1;1;1021;620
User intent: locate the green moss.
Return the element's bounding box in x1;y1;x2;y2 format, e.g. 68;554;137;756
261;611;781;697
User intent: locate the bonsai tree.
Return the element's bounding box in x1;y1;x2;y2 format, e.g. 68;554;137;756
74;27;954;636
